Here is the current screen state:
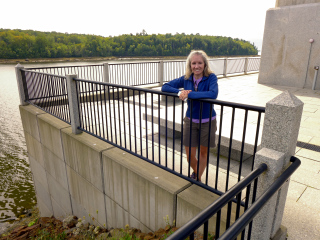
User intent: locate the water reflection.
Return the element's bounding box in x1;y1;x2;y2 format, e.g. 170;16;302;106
0;64;36;223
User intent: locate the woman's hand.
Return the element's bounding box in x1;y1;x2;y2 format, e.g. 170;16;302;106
179;90;192;101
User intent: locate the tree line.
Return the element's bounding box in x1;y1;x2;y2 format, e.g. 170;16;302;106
0;29;258;59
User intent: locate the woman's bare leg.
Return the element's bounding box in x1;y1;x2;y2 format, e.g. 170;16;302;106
185;146;198;175
198;146;209;180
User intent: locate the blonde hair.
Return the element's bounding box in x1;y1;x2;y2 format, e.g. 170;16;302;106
185;50;213;79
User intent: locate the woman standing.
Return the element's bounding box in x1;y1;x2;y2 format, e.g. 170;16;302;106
161;50;218;182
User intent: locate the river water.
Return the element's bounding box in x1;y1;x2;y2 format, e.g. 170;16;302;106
0;60;131;225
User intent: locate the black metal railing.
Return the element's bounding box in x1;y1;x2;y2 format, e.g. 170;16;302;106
21;70;71;123
219;156;301;240
166;162;268;240
19;68;265;196
73;78;265;195
167;156;300;240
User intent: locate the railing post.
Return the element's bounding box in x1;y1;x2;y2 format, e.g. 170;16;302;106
223;58;228;77
103;62;109;83
251;91;303;240
244;57;249;74
15;63;28;106
158;60;164;86
66;74;82;135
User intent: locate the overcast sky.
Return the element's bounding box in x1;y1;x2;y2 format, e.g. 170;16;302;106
1;0;276;51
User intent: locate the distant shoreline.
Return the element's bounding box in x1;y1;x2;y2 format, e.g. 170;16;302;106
0;55;259;64
0;56;187;64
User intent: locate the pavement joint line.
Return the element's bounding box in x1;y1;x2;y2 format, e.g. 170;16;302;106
295;186;308;203
296;141;320;152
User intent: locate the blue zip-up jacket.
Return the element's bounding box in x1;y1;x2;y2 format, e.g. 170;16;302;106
161;73;218;120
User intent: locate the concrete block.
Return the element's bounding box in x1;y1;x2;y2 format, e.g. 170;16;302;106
37;114;70;160
24;131;44;167
42;145;69;191
37;197;54;217
102;147;191;231
69;196;94;225
177;184;244;234
259;3;320;89
46;173;72;217
62;127;113;191
66;166;107;226
33;177;53;216
105;195;152;233
51;196;70;219
19;105;45;141
28;156;47;188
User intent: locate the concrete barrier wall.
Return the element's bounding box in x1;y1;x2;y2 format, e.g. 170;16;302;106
259;2;320;89
21;104;234;233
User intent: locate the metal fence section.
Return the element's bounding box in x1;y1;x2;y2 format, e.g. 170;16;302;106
166;162;268;240
26;64;105;82
108;61;160;86
226;58;246;75
21;70;70;123
25;57;261;86
167;156;300;240
247;57;260;72
72;78;265;196
163;60;186;82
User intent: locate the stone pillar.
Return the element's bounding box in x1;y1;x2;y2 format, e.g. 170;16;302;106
15;63;28;106
103;63;109;83
158;60;164;86
66;74;82;135
251;91;304;240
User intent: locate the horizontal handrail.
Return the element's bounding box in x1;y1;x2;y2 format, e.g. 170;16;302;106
22;69;68;78
166;163;268;240
219;156;301;240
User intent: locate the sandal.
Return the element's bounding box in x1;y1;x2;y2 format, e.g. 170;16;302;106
190;172;202;182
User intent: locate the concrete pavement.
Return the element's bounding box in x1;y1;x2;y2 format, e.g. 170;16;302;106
217;73;320;240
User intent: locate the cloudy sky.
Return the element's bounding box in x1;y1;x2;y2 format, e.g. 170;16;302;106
1;0;276;51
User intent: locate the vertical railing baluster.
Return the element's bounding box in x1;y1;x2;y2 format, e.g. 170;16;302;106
215;105;223;189
145;92;148;159
151;93;154;162
108;85;113;143
165;95;168;167
117;86;122;147
226;107;235;191
127;89;132;151
139;91;142;156
122;88;126;149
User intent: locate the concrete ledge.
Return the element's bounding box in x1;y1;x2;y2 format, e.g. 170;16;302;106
177;184;244;234
102;147;191;231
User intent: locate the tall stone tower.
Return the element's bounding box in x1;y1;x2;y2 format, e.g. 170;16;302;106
258;0;320;90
